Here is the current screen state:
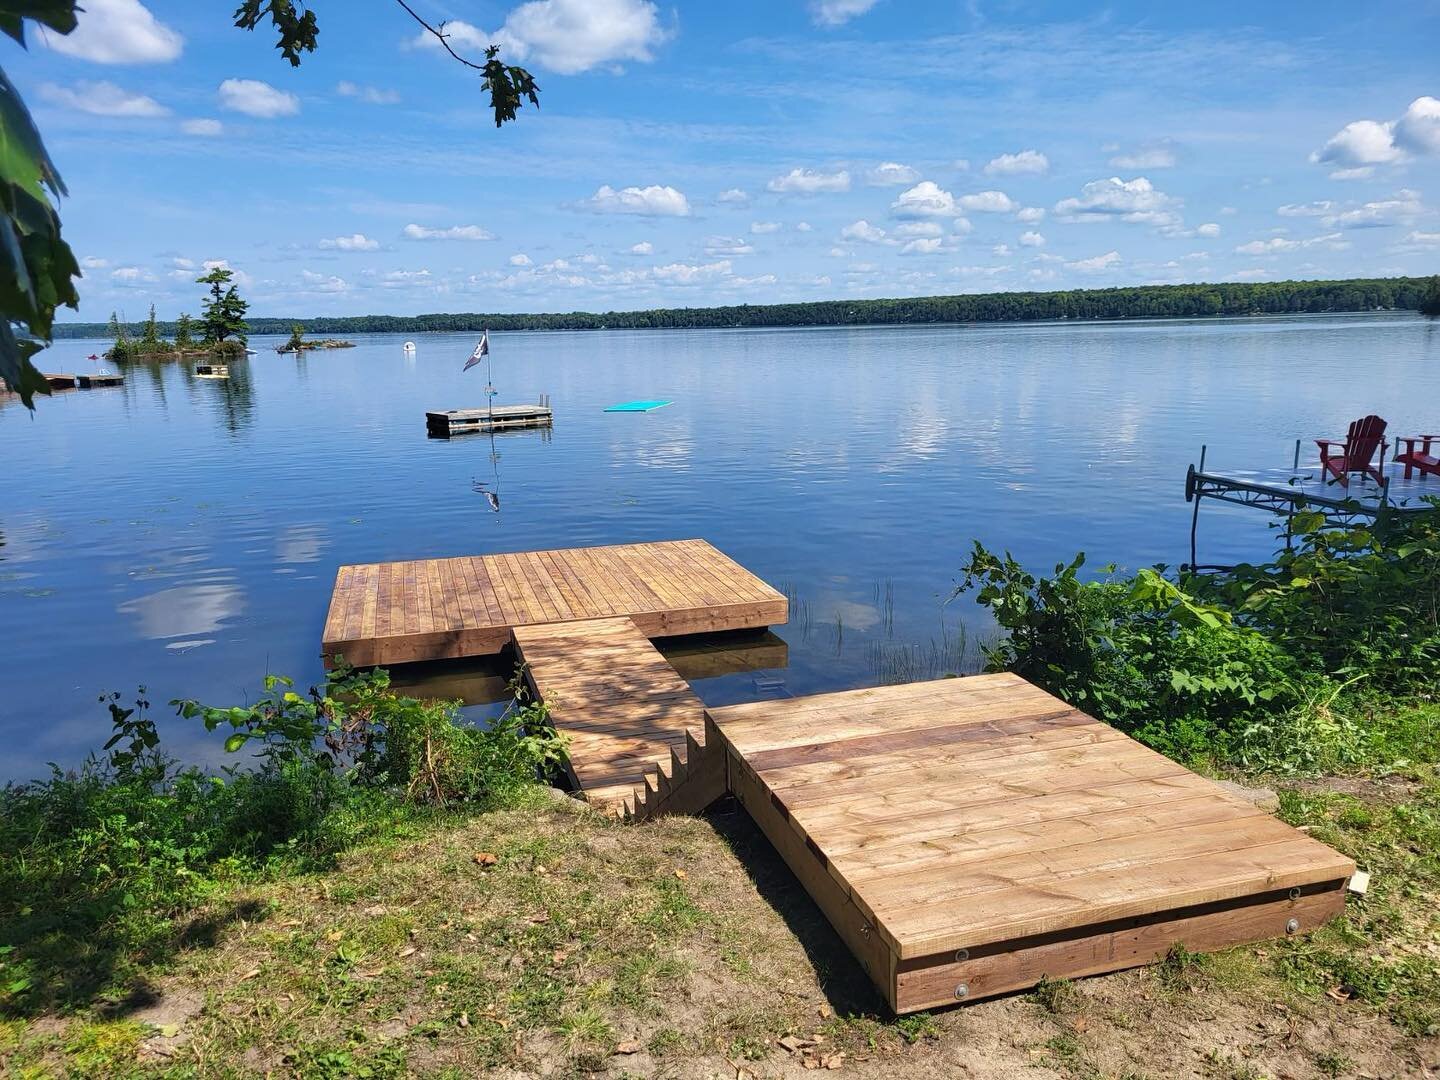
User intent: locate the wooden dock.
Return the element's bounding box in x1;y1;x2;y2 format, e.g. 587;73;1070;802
709;674;1354;1012
42;373;77;389
427;404;552;437
320;541;1353;1011
322;539;788;668
77;373;123;388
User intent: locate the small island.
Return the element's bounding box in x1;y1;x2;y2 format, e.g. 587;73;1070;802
277;325;356;354
106;269;251;361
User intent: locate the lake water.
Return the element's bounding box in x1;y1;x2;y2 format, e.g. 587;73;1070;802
4;314;1437;780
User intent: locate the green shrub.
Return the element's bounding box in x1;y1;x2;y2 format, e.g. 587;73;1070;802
956;507;1440;771
0;668;564;1013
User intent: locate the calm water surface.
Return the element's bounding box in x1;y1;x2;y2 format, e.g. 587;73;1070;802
3;314;1437;778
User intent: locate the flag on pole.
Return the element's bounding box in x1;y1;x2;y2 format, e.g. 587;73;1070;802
463;329;490;371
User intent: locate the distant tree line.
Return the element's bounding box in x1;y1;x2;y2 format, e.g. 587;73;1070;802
56;276;1437;339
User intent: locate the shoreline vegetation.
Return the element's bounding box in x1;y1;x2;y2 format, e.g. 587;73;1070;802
2;512;1438;1075
276;339;356;354
55;274;1439;339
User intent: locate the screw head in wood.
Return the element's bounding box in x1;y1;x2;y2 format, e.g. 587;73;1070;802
954;982;970;1000
954;948;969;963
1285;917;1301;934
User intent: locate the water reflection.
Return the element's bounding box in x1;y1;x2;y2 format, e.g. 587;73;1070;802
387;630;790;707
118;582;247;640
276;525;327;564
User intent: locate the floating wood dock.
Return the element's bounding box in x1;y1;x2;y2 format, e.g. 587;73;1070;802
709;674;1354;1012
426;404;552;437
320;541;1353;1012
322;539;788;668
76;373;123;388
42;373;77;389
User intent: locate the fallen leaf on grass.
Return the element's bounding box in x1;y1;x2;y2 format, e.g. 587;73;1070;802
238;968;260;983
458;1012;470;1028
398;946;417;959
779;1035;816;1052
1326;984;1357;1002
357;969;385;979
324;929;343;942
817;1003;832;1019
614;1040;642;1054
472;852;498;867
674;868;687;879
363;905;387;917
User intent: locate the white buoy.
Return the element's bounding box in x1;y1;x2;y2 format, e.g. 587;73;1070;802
403;341;416;353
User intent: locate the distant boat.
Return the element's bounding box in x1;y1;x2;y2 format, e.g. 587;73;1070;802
87;353;99;360
244;348;257;356
403;341;417;353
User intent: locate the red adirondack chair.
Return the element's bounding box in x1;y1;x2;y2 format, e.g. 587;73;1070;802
1316;415;1388;488
1396;434;1440;480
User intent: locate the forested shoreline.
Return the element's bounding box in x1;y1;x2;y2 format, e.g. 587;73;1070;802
56;275;1434;339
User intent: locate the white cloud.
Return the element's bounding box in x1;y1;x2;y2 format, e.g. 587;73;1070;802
1277;201;1334;217
628;241;653;255
218;78;299;118
1196;223;1221;238
704;236;754;256
171;257;195;270
1108;143;1178;169
1395;96;1440;155
1234;232;1347;255
81;256;109;270
1019;231;1046;247
301;270;352;293
1232;269;1269;281
509;253;533;266
582;184;691;216
41;0;182;64
336;81;400;105
319;233;380;252
411;1;668;76
891;180;961;218
110;265;154;283
795;221;813;232
39;80;167;117
1067;251;1121;271
1320;190;1423;229
653;260;732;284
1309;97;1440;175
953;158;971;171
840;219;890;244
1054;176;1181;225
180;117;222;136
984;150;1049;176
750;221;782;234
403;224;497;241
866;162;920;186
768;168;851;194
901;238;944;255
892;221;942;238
959;189;1018;213
716;188;749;204
1016;206;1045;224
1404;230;1440;245
808;0;879;26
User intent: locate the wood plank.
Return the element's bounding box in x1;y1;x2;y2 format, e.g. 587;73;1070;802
894;886;1346;1011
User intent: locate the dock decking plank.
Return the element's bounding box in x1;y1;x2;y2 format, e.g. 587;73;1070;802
322;540;785;668
513;616;707;810
709;675;1354;1004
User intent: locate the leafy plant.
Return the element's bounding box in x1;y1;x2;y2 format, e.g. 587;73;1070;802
956;507;1440;771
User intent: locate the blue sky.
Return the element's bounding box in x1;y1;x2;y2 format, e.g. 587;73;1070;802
13;0;1440;320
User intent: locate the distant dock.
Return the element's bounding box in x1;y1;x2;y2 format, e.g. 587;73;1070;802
42;373;77;389
77;373;123;388
426;402;552;437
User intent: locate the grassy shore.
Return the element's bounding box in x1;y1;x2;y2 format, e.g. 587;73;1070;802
2;706;1437;1079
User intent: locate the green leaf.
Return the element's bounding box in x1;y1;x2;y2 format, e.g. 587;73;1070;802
224;733;248;753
